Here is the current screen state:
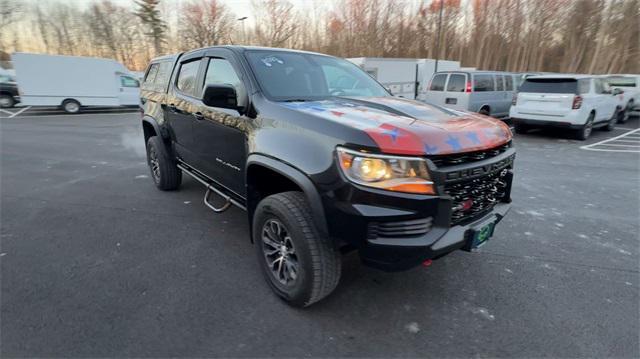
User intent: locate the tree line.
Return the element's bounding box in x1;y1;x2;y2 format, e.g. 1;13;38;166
0;0;638;74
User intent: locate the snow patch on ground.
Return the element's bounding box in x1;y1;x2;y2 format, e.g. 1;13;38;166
472;307;495;321
405;322;420;333
524;232;533;236
135;174;148;179
526;210;544;217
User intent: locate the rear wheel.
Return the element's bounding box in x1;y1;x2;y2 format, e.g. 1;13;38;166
479;107;490;116
575;113;594;140
61;99;81;114
146;136;181;190
0;94;15;108
253;191;341;307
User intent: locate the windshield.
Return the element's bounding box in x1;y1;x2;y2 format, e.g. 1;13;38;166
605;76;636;87
245;50;389;101
520;78;578;94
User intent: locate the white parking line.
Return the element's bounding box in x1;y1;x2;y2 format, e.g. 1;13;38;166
2;111;138;119
581;128;640;153
7;106;32;118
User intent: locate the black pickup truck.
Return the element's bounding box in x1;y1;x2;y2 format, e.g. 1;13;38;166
140;46;515;307
0;73;20;108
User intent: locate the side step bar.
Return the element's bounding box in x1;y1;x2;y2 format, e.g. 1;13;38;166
177;163;246;212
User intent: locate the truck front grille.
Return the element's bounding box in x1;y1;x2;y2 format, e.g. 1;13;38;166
445;169;509;225
367;217;433;239
429;142;511;167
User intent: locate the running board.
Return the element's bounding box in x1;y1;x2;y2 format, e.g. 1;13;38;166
177;163;246;212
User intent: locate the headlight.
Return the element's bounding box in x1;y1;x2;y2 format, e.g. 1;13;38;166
337;147;435;194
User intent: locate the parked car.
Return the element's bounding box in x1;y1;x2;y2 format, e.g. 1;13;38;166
423;71;518;118
12;53;140;113
602;74;640;120
510;75;623;140
140;46;516;307
0;73;20;108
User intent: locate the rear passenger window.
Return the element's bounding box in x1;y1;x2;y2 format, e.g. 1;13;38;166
594;79;604;94
578;79;590;94
495;75;504;91
446;74;465;92
430;74;447;91
154;62;173;88
504;76;513;91
474;75;494;92
142;64;159;90
120;76;139;88
176;60;201;96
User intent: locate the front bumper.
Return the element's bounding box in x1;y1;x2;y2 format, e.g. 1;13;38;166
322;148;515;271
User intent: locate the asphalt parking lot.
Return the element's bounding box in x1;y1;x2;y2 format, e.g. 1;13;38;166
1;108;639;357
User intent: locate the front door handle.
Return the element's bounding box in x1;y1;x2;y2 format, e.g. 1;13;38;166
193;112;205;121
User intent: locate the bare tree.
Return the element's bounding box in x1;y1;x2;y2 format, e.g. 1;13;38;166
178;0;235;50
253;0;298;48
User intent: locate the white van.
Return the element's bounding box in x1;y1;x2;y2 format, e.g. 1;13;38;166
510;75;622;140
423;71;518;118
12;53;140;113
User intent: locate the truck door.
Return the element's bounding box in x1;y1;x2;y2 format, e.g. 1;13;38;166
443;73;467;110
165;53;206;163
191;49;248;197
118;75;140;105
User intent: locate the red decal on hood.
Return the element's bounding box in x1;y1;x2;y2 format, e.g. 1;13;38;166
365;124;425;155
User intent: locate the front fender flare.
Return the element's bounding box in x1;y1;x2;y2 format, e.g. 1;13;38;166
246;154;329;239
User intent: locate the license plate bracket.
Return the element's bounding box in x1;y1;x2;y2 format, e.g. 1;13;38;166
465;217;496;250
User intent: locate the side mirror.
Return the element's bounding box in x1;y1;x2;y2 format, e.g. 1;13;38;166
613;88;623;96
202;84;238;110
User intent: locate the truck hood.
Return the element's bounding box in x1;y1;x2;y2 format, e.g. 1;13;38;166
279;96;512;156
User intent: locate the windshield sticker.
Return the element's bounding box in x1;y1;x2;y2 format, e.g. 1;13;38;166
261;56;284;67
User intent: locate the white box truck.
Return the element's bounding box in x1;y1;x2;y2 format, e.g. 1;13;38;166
348;57;419;99
12;53;140;113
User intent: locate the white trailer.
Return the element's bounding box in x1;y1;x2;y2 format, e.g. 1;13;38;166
12;53;140;113
348;57;419;99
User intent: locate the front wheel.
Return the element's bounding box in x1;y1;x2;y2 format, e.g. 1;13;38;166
575;113;594;140
253;191;341;307
604;111;619;131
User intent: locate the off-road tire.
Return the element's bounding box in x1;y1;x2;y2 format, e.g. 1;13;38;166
575;113;595;141
146;136;181;191
61;99;81;114
253;191;341;307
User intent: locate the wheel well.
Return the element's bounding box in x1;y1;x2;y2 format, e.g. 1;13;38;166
61;98;81;106
479;105;490;113
142;121;157;144
246;164;303;239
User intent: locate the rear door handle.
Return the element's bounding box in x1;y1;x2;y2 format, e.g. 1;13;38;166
193;112;205;121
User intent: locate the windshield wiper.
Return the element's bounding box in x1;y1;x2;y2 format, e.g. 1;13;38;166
281;99;313;102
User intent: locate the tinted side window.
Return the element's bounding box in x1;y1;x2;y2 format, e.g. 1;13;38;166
142;64;159;90
578;79;590;94
154;62;173;87
204;58;246;106
430;74;447;91
121;76;139;88
495;75;504;91
176;60;201;96
474;75;494;92
505;75;514;91
446;74;465;92
594;79;604;94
